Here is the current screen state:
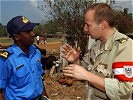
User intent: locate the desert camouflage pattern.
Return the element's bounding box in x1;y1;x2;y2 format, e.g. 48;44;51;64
82;28;133;100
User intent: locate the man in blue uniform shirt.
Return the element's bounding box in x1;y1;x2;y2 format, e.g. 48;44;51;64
0;16;49;100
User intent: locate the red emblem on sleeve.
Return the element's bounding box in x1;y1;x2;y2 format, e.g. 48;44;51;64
112;62;133;82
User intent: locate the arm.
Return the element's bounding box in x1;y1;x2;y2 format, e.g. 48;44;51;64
0;56;9;100
84;70;105;92
104;39;133;99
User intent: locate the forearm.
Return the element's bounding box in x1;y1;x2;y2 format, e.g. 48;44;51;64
85;71;105;92
0;89;4;100
73;59;81;65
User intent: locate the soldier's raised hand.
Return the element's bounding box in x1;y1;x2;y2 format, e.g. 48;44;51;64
62;44;80;63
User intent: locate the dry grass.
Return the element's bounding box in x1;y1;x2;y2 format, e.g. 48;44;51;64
37;42;62;54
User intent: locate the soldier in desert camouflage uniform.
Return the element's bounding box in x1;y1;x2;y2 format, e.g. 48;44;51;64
62;3;133;100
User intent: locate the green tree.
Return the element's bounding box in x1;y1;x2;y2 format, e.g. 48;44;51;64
0;23;6;37
44;20;58;34
33;21;58;36
33;24;45;36
38;0;94;54
38;1;133;54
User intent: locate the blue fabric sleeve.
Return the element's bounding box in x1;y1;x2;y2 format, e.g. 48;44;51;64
0;58;7;89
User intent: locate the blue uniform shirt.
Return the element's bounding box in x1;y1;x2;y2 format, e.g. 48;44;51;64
0;44;44;100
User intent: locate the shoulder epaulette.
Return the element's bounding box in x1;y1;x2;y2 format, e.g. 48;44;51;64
0;51;9;59
117;37;128;43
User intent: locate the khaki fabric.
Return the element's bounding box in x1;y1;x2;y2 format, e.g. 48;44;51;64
82;29;133;100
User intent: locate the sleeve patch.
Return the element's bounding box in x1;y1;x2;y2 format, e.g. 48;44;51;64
112;62;133;82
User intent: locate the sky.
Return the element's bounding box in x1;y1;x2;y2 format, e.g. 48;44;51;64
0;0;133;25
0;0;47;25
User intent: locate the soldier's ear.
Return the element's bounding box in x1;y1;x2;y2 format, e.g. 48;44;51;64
100;20;108;30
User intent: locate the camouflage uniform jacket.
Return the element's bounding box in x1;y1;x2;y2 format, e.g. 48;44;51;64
81;28;133;100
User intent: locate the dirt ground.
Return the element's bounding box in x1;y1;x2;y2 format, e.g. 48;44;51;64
44;73;87;100
0;42;87;100
38;42;87;100
37;42;62;57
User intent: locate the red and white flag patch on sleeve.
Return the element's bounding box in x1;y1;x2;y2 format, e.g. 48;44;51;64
112;62;133;82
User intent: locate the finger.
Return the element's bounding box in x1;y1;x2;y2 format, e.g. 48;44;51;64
62;55;67;60
62;53;70;59
67;64;75;68
63;46;72;53
76;47;81;53
65;44;72;49
63;69;73;74
65;44;73;51
62;46;68;51
61;50;68;55
63;73;73;77
63;44;70;50
63;65;74;73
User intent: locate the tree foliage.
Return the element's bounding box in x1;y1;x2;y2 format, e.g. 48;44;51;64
38;0;94;53
33;20;58;36
38;0;133;54
0;23;7;37
115;9;133;34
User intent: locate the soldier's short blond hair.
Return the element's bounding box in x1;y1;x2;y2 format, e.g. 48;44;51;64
85;3;115;27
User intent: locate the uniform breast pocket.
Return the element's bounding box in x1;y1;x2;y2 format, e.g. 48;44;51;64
96;63;112;78
14;66;31;87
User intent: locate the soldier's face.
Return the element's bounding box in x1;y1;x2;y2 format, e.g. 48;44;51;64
84;10;102;39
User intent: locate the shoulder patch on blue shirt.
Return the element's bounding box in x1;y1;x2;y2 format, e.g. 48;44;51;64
0;51;9;59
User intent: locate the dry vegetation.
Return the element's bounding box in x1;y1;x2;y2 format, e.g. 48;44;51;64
44;73;86;100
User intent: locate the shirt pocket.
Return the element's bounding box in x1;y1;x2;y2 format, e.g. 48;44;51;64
95;63;112;78
14;66;31;87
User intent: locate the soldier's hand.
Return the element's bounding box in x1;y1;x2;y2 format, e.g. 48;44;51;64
62;44;80;63
63;64;88;80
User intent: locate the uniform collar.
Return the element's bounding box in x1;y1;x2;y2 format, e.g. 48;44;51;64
104;28;128;51
104;28;118;50
11;44;36;57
